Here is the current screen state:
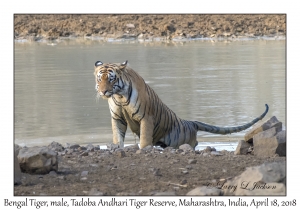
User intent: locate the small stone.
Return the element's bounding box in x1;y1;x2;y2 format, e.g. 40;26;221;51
49;171;57;176
186;165;193;170
188;159;197;164
115;149;126;158
202;152;209;157
48;141;64;152
179;144;194;151
182;170;189;174
154;191;176;196
142;145;153;151
88;188;104;196
78;146;87;151
81;171;89;177
211;151;223;156
153;168;162;176
126;23;135;29
80;151;89;156
69;144;80;149
136;149;146;154
180;179;187;185
205;146;212;152
106;143;120;151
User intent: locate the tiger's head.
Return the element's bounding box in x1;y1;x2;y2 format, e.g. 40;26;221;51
94;60;127;99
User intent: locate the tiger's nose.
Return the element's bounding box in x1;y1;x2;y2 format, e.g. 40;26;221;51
102;90;108;95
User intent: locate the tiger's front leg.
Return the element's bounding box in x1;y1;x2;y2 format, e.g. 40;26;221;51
108;99;127;148
139;116;154;149
111;117;127;148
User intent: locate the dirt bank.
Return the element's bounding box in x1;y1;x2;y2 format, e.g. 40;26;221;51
14;14;286;41
14;143;286;196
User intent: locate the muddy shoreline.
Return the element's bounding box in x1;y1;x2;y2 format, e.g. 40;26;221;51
14;14;286;42
14;142;286;196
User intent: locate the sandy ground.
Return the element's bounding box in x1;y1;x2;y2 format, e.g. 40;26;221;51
14;144;286;196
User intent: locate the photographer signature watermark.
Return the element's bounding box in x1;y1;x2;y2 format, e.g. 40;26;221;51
206;181;277;192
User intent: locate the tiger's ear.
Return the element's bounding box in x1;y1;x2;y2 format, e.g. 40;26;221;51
95;61;103;67
120;60;128;70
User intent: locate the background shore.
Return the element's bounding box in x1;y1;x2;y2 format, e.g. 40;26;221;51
14;14;286;41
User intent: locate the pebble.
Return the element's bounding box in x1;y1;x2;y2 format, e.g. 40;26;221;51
80;151;89;156
81;171;89;177
136;149;146;154
115;149;126;158
88;188;104;196
182;170;189;174
49;171;57;176
188;159;197;164
211;151;223;156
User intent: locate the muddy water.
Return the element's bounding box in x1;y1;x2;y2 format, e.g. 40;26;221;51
14;38;285;150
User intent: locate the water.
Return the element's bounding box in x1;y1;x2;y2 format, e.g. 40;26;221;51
14;38;286;150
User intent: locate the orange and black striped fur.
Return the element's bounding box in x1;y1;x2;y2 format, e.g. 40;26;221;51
94;61;269;149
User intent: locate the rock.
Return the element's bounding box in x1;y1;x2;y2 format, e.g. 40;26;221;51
253;127;279;140
180;179;187;185
244;116;282;143
48;141;64;152
18;146;58;174
88;188;104;196
69;144;80;150
15;144;22;155
254;130;286;157
204;146;212;152
186;186;222;196
142;145;153;151
234;140;252;155
223;161;286;195
106;143;120;151
126;23;135;29
151;168;162;176
78;146;87;151
49;171;57;176
86;144;95;151
80;151;89;156
202;152;209;157
211;151;223;156
115;149;126;158
182;170;189;174
154;191;176;196
136;149;146;154
14;151;22;185
188;159;197;164
124;144;139;152
163;146;175;153
179;144;194;152
81;171;89;177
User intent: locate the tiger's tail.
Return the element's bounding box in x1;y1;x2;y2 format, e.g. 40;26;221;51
193;104;269;134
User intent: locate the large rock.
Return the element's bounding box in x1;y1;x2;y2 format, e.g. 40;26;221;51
254;130;286;157
244;116;282;143
234;140;252;155
14;146;22;185
18;146;58;174
223;161;286;196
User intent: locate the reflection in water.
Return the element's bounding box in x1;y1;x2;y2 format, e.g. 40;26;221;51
14;39;285;149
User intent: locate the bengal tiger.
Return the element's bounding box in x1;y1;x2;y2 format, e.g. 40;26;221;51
94;60;268;149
